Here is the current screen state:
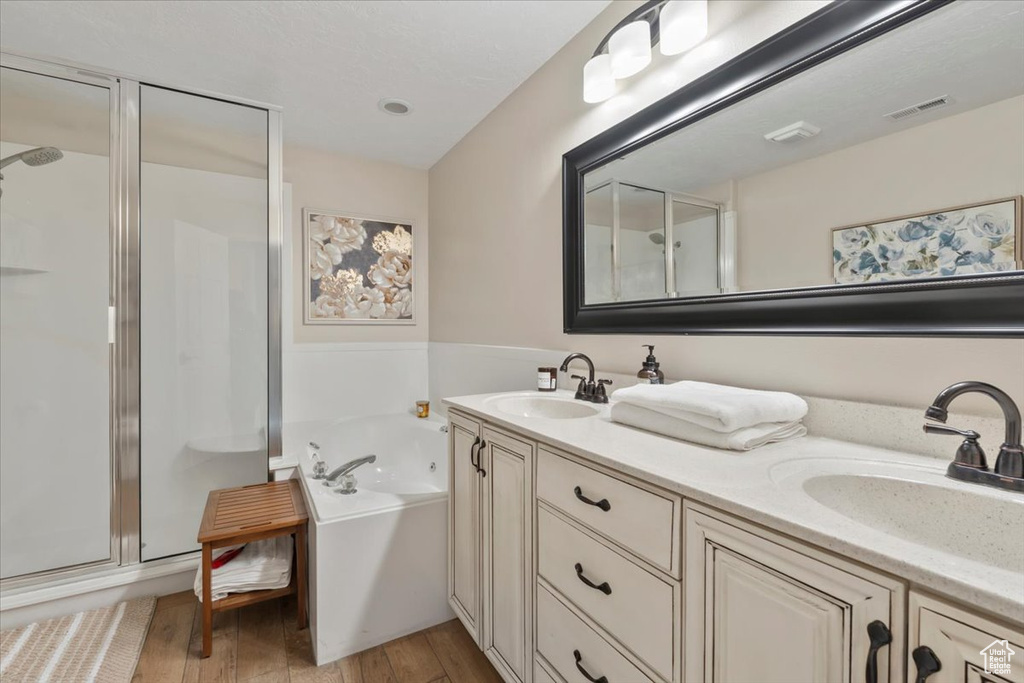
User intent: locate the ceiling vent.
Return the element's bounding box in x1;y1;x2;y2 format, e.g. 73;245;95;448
884;95;950;121
764;121;821;143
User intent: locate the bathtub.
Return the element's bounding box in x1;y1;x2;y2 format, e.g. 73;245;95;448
286;413;453;665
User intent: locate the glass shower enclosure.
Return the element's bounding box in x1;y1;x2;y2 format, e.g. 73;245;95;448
0;52;282;584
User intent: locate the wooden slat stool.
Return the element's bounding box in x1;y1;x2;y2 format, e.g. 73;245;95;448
197;479;309;658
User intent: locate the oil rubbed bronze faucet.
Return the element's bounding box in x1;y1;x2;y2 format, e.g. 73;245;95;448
559;353;613;403
924;381;1023;493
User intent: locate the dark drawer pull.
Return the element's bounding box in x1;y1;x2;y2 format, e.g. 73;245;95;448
573;649;608;683
573;486;610;511
574;563;612;595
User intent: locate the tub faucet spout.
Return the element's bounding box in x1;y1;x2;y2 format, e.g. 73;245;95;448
324;455;377;493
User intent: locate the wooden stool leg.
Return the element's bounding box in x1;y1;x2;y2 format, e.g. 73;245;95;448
296;525;308;629
202;543;213;658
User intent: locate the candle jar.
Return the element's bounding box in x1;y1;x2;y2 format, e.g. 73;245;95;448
538;367;558;392
416;400;430;418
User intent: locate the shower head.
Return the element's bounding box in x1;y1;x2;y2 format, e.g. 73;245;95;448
648;232;680;248
0;147;64;170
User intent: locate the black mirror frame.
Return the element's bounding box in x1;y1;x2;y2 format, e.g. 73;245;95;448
563;0;1024;337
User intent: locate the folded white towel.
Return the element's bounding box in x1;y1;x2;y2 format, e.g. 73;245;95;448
194;536;293;602
611;402;806;451
611;380;808;433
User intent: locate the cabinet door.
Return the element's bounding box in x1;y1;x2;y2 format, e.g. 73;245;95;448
909;592;1024;683
448;411;483;645
685;503;904;683
482;427;534;683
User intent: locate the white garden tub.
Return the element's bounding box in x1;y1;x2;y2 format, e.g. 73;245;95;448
286;413;453;665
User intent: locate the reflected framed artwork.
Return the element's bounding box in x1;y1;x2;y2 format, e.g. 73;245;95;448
303;208;414;324
832;197;1022;285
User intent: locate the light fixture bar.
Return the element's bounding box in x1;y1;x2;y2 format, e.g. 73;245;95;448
584;0;708;104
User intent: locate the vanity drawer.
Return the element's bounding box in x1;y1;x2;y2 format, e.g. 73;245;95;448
536;447;679;574
538;507;675;681
533;658;561;683
537;585;655;683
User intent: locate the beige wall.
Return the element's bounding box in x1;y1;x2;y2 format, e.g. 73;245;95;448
284;144;428;343
738;96;1024;291
428;0;1024;416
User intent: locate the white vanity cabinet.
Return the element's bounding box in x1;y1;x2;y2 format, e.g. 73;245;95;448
909;592;1024;683
446;406;1021;683
448;410;534;683
481;426;535;683
684;503;905;683
447;411;483;644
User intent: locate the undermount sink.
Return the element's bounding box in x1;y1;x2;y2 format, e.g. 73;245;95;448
772;459;1024;573
487;394;600;420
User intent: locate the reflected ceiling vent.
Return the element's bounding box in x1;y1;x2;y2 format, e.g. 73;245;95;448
764;120;821;143
884;95;950;121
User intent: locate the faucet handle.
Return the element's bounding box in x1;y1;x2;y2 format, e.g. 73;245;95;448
924;423;986;469
923;424;979;440
594;379;613;404
571;375;588;400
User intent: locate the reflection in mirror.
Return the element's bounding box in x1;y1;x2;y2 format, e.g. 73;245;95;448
584;181;730;304
580;0;1023;306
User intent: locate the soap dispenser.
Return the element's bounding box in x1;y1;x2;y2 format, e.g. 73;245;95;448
637;345;665;385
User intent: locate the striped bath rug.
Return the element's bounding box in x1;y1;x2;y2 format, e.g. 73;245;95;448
0;596;156;682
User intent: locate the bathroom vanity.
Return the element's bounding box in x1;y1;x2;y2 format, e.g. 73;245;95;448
444;391;1023;683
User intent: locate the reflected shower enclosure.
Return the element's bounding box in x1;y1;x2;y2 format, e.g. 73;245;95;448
583;180;733;305
0;53;282;586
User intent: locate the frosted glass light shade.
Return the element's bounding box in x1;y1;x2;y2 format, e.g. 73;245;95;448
583;54;615;103
609;20;652;79
659;0;709;56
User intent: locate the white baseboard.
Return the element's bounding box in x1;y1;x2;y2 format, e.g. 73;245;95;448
0;554;198;629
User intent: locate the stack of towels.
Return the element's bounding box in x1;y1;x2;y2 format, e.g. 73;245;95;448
193;536;293;602
610;381;808;451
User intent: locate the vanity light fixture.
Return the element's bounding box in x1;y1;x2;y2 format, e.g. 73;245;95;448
584;0;709;104
659;0;709;55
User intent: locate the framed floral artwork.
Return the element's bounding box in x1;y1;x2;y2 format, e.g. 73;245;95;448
303;209;414;324
832;197;1022;284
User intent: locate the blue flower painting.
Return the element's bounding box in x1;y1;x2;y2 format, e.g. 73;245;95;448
832;198;1021;284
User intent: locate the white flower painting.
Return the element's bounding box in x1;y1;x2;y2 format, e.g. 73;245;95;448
304;209;414;324
832;198;1022;284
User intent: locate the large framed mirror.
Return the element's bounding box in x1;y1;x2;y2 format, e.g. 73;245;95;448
563;0;1024;336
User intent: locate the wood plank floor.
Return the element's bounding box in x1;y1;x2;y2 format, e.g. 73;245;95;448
133;592;502;683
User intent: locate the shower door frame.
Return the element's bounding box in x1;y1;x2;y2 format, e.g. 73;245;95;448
0;51;283;591
584;178;727;303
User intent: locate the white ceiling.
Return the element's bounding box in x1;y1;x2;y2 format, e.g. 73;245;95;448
0;0;610;169
588;0;1024;196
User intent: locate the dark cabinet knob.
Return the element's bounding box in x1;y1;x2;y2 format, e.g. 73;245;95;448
865;620;892;683
912;645;942;683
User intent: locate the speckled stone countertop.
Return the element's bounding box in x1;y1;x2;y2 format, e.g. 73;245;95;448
444;390;1024;625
